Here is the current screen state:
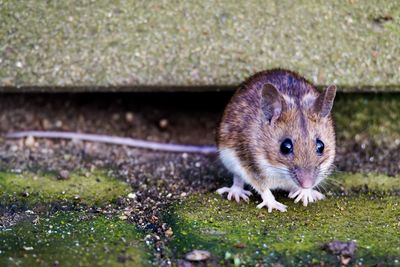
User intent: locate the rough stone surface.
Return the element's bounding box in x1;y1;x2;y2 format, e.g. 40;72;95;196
1;1;399;92
1;93;400;265
167;192;400;266
0;212;151;267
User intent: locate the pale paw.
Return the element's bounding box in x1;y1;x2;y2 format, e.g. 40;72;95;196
256;199;287;213
288;188;325;207
216;185;252;203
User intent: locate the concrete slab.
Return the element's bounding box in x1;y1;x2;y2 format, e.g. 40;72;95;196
167;190;400;266
0;1;399;92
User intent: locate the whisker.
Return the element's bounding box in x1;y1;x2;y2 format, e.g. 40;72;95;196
263;165;289;172
321;178;341;188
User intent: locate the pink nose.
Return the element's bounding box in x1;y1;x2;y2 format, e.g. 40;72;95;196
294;168;315;189
299;179;313;189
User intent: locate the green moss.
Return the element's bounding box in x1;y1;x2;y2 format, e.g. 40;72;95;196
332;172;400;192
334;93;400;144
0;170;131;207
0;212;150;266
166;193;400;266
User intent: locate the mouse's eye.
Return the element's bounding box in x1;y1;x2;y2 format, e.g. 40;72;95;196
316;139;324;154
280;139;293;155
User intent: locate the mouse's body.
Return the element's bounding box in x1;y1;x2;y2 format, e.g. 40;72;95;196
216;69;337;212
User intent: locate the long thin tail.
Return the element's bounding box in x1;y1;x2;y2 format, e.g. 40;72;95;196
5;131;218;154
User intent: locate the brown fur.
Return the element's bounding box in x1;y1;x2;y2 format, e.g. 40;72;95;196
218;69;336;191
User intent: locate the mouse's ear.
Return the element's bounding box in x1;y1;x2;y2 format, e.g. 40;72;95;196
313;84;337;117
261;83;286;124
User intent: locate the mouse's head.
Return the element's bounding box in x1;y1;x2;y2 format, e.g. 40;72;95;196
257;83;337;189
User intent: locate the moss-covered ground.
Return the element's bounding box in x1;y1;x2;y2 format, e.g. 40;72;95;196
0;211;150;267
0;170;131;208
166;173;400;266
168;195;400;266
0;170;151;266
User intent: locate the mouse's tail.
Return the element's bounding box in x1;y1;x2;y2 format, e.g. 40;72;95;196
5;131;218;155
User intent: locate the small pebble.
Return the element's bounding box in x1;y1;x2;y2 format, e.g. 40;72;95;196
185;250;211;262
125;112;134;123
24;136;35;147
55;120;63;128
119;215;128;220
127;193;136;199
112;113;120;121
323;240;356;265
42;118;51;129
165;228;174;238
58;170;70;180
324;240;357;257
159;118;169;129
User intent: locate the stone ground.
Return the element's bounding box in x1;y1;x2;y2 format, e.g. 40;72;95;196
1;1;399;91
0;93;399;266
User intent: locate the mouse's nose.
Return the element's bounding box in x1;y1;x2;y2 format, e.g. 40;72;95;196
294;168;315;189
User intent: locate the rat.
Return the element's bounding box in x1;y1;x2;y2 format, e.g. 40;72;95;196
216;69;337;212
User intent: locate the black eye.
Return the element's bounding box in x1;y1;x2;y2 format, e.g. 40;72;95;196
316;139;324;154
280;139;293;155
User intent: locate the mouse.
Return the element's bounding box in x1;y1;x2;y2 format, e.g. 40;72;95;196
5;69;336;213
216;69;337;212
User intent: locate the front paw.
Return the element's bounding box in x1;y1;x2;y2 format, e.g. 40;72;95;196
256;199;287;213
216;186;252;203
288;188;325;207
256;191;287;212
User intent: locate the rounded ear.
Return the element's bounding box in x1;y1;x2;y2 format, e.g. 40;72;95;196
314;85;337;117
261;83;286;124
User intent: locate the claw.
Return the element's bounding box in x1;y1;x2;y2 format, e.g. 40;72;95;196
216;185;252;203
257;190;287;212
216;187;230;195
288;189;301;199
289;188;325;207
257;200;287;212
294;191;304;203
313;190;325;200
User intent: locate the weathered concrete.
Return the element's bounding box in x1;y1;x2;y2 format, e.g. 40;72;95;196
167;173;400;266
0;1;399;92
0;212;151;267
